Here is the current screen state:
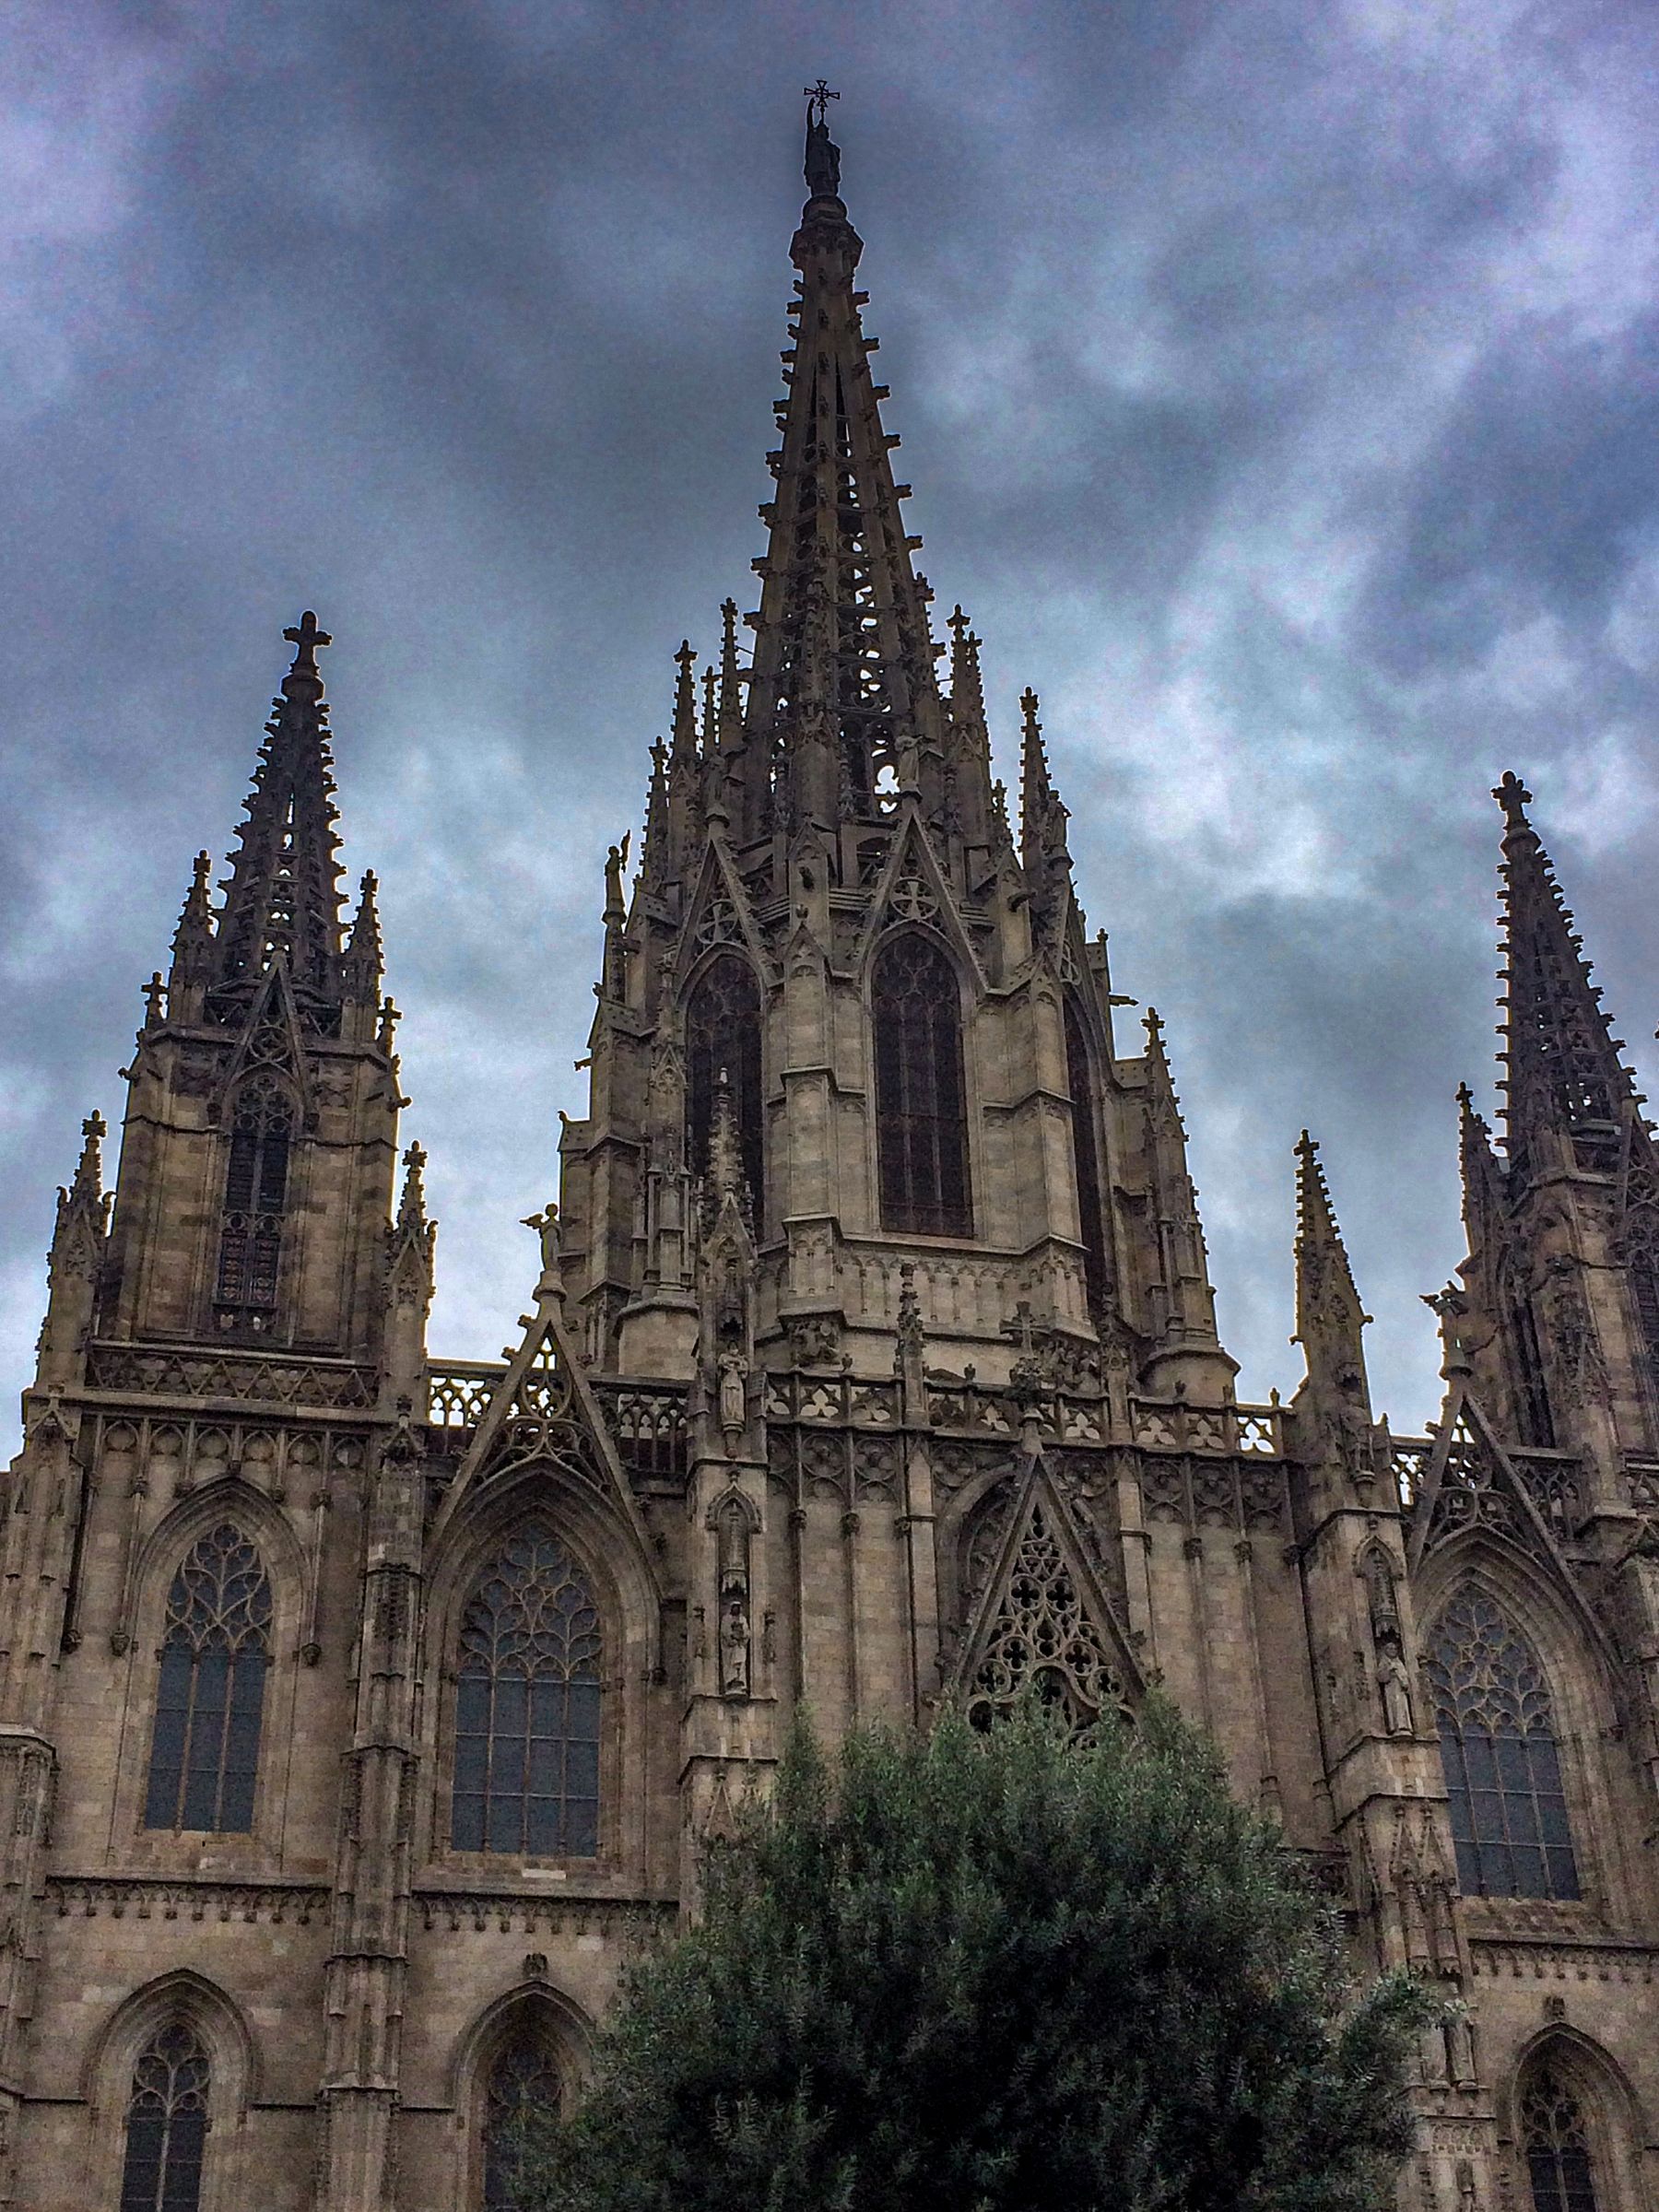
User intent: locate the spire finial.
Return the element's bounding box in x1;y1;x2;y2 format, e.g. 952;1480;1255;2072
1493;770;1535;839
281;609;332;699
803;81;842;199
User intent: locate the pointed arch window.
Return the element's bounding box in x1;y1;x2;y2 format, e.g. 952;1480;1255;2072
1625;1208;1659;1407
1065;997;1109;1318
144;1524;272;1833
214;1076;293;1328
452;1528;602;1858
1523;2063;1599;2212
874;932;971;1238
119;2021;209;2212
1427;1586;1580;1900
686;954;763;1219
482;2032;562;2211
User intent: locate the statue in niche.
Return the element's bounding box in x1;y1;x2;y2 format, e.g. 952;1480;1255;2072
1376;1619;1416;1736
720;1595;752;1698
718;1348;748;1440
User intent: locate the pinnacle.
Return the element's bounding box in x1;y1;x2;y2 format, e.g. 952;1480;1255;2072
395;1140;429;1231
70;1112;107;1202
1293;1129;1352;1268
1492;773;1634;1165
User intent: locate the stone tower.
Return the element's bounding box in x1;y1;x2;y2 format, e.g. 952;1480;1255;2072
4;100;1657;2212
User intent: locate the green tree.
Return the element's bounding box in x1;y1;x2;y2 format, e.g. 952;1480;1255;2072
519;1697;1431;2212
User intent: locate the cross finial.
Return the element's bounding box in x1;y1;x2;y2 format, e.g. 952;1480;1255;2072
283;610;332;673
804;79;839;125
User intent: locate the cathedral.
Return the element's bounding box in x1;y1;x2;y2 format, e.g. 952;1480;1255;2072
6;99;1658;2212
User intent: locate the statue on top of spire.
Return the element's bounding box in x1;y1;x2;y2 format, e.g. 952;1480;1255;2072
803;79;841;198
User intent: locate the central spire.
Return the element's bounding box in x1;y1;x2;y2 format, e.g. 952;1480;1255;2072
735;91;945;839
212;613;347;1026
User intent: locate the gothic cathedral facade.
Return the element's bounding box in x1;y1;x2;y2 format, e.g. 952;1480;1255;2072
6;111;1659;2212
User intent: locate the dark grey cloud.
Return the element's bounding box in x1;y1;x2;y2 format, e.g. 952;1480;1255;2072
5;0;1658;1447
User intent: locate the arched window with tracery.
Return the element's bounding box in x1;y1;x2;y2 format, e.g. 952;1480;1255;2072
1625;1202;1659;1414
214;1076;293;1330
1065;997;1109;1318
452;1527;602;1858
1427;1586;1580;1900
873;932;971;1238
685;954;763;1219
144;1524;272;1833
482;2031;562;2211
1523;2062;1600;2212
120;2021;209;2212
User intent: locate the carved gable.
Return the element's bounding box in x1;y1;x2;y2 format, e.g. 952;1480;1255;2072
951;1458;1139;1742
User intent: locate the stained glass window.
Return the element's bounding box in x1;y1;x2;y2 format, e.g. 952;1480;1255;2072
214;1077;292;1324
144;1525;271;1833
120;2023;208;2212
1523;2065;1599;2212
452;1528;602;1858
1427;1587;1580;1900
482;2034;561;2210
686;954;763;1220
873;932;971;1238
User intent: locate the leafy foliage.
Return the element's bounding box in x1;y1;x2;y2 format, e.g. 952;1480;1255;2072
519;1697;1430;2212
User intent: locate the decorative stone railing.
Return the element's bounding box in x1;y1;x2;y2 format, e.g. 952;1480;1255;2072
85;1343;378;1411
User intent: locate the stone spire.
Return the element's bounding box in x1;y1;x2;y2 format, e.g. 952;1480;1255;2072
638;736;672;894
1495;771;1639;1184
37;1113;110;1389
343;870;383;1003
1139;1009;1231;1398
168;849;217;1007
738;93;945;837
1457;1081;1504;1253
1018;685;1071;916
212;612;347;1025
1293;1129;1372;1423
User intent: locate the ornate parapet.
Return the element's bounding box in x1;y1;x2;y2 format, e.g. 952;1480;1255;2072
84;1342;377;1415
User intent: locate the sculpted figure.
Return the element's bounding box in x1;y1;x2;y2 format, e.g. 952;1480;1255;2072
720;1596;751;1697
1376;1622;1415;1736
718;1348;748;1436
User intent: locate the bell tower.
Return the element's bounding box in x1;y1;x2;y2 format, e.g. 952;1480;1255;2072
100;614;402;1359
557;96;1238;1418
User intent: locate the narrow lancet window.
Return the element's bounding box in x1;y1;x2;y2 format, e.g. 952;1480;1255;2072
452;1528;602;1858
214;1076;293;1329
874;932;971;1238
686;954;763;1218
483;2034;562;2211
1523;2065;1599;2212
120;2023;209;2212
1065;998;1109;1318
144;1524;272;1834
1427;1586;1580;1900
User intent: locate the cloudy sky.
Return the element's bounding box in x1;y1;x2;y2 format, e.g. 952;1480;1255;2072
5;0;1657;1448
